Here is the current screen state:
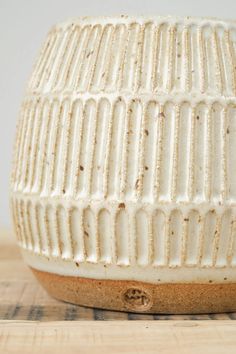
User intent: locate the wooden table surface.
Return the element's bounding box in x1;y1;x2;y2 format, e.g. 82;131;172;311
1;228;236;353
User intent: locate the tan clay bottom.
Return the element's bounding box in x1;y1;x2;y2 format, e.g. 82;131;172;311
31;267;236;314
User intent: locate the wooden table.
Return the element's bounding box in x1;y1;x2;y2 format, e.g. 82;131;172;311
1;228;236;353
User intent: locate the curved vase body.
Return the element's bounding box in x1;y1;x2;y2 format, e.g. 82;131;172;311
10;15;236;313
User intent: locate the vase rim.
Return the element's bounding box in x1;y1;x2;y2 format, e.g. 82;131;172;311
52;14;236;31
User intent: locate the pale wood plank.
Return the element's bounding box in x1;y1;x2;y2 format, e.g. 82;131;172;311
0;320;236;354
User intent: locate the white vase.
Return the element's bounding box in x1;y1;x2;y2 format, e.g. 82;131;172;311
10;15;236;313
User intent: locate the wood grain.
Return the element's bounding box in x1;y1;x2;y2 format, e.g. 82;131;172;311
1;320;236;354
1;228;236;321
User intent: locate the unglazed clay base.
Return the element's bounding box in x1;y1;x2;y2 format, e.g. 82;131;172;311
32;267;236;314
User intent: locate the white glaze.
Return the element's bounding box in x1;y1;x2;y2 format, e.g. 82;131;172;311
11;15;236;283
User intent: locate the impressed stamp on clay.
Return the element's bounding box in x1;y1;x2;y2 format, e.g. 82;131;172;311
123;288;152;311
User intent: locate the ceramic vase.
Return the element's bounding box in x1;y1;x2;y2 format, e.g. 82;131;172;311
11;15;236;313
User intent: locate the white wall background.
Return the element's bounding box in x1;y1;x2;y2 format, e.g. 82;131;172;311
1;0;236;228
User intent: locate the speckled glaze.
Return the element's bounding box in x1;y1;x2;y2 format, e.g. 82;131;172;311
10;15;236;312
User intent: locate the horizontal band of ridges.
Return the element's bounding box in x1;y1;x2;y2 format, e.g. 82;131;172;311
27;20;236;97
11;196;236;268
11;96;236;203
